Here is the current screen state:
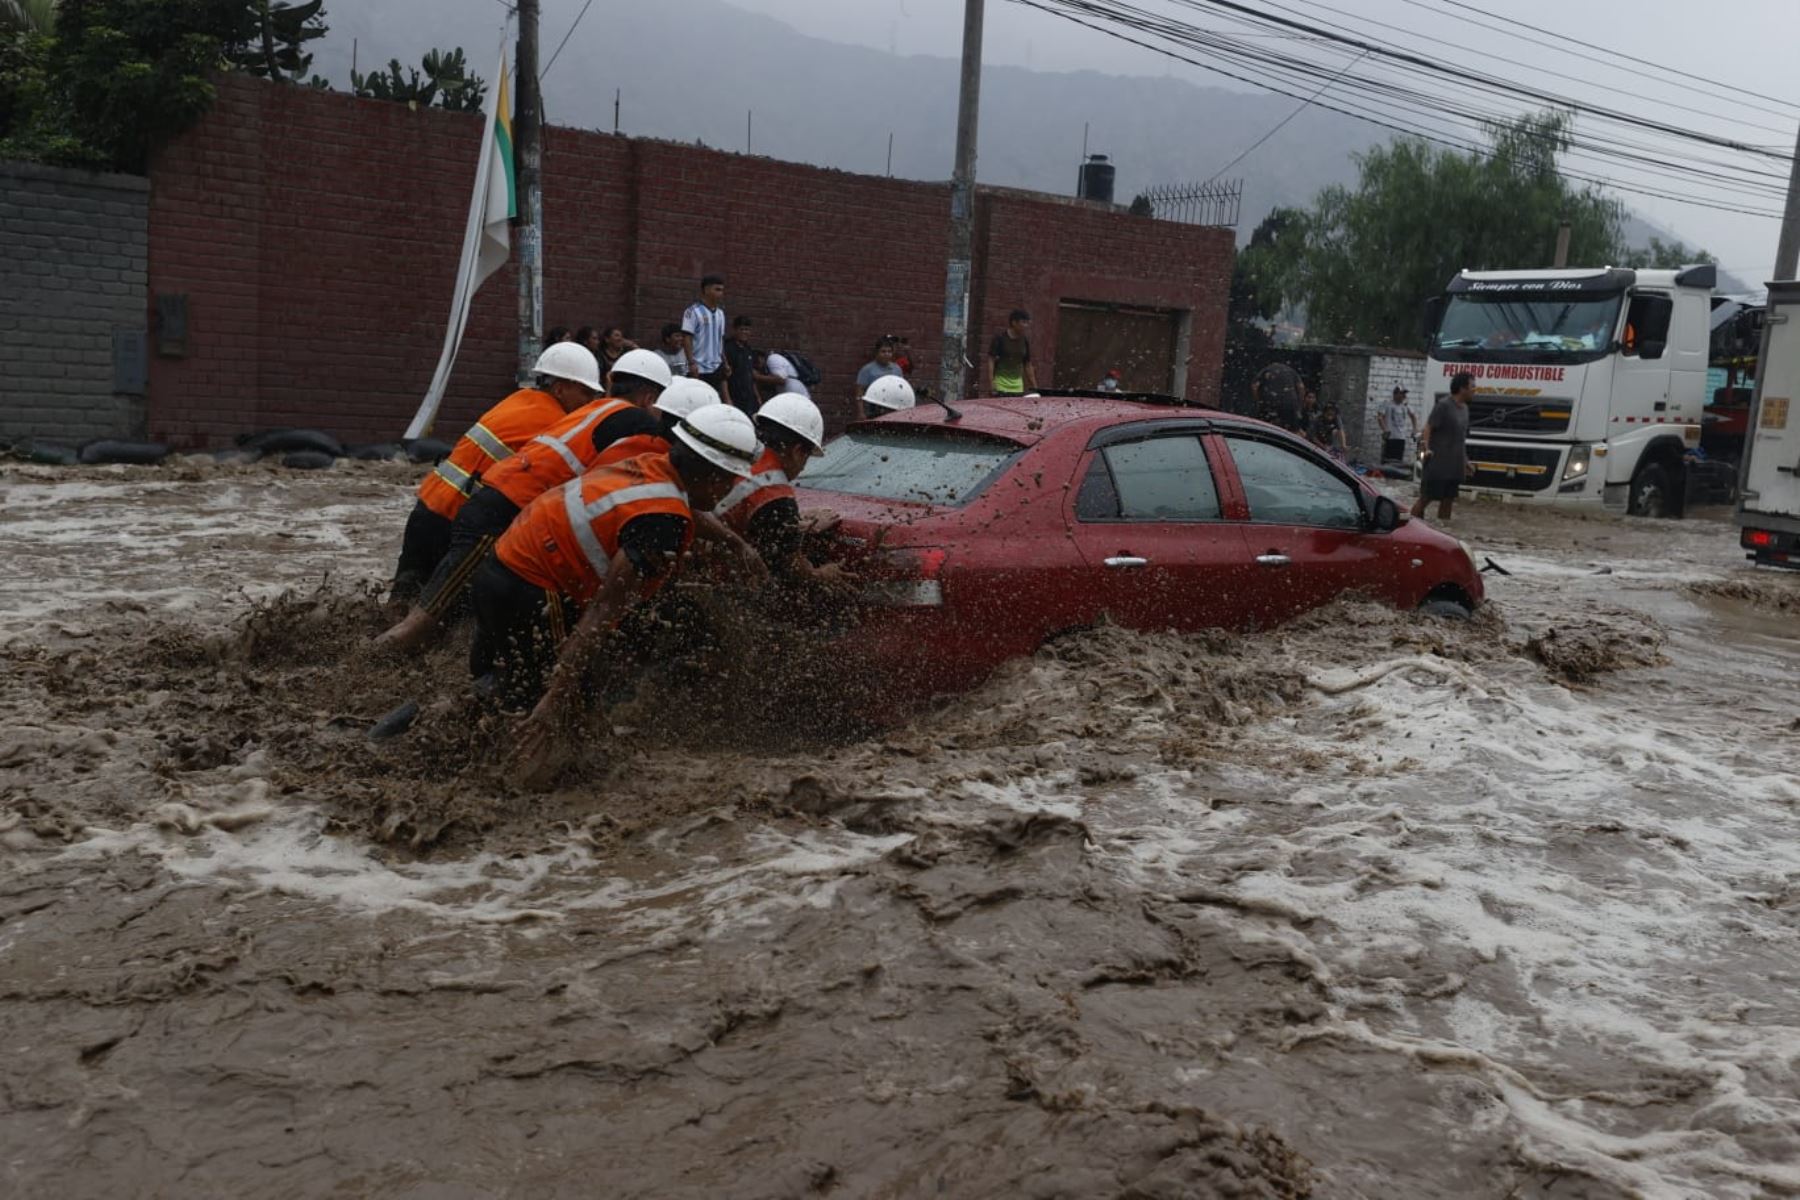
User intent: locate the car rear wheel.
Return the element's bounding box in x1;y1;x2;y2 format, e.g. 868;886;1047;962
1418;597;1472;621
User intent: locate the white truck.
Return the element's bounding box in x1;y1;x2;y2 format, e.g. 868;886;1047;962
1735;278;1800;569
1424;265;1714;516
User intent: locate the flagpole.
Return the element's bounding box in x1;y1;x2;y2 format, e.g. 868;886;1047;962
514;0;544;383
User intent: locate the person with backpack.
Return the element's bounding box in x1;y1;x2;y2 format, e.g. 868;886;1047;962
764;348;819;398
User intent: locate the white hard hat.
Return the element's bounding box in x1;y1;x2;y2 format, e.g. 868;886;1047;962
533;342;603;392
673;404;760;477
755;393;825;454
653;376;721;419
609;347;674;391
863;374;916;413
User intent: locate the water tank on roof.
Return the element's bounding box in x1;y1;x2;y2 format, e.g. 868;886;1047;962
1078;154;1115;204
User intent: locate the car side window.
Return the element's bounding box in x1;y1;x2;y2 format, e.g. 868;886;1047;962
1078;436;1221;521
1227;437;1363;529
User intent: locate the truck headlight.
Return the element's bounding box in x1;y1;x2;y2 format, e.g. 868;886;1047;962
1563;443;1591;480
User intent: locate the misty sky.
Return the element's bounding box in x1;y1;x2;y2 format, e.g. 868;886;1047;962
332;0;1800;278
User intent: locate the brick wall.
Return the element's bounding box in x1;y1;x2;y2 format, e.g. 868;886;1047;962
0;161;149;444
146;76;1235;447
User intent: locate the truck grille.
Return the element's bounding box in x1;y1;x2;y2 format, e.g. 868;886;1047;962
1469;398;1572;433
1467;443;1563;493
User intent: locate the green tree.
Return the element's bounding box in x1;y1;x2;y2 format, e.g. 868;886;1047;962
1619;236;1717;270
352;46;484;113
232;0;325;86
2;0;331;170
1255;112;1665;347
1;0;58;35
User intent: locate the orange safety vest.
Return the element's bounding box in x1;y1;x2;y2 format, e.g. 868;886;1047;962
482;397;637;509
713;448;795;537
596;431;670;468
495;453;694;604
417;388;567;520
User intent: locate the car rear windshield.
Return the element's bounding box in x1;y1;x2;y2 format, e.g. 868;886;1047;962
797;427;1021;507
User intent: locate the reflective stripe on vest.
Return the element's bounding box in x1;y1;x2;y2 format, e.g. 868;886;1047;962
432;459;477;496
564;480;689;580
715;468;789;518
528;399;625;479
466;421;513;464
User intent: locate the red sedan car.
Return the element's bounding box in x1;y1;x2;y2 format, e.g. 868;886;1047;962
796;392;1483;704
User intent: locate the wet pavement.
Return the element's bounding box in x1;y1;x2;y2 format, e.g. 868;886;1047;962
2;460;1798;1198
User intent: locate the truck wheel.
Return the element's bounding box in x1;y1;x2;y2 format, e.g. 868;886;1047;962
1628;461;1674;518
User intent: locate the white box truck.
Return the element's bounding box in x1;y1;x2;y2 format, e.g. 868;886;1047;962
1424;265;1715;516
1735;278;1800;569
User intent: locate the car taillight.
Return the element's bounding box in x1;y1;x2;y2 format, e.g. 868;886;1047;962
863;547;947;607
1745;529;1774;548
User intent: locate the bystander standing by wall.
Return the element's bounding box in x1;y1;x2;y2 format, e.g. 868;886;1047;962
682;275;728;402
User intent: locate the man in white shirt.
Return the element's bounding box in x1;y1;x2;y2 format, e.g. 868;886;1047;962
681;275;728;401
764;350;810;398
1378;385;1417;463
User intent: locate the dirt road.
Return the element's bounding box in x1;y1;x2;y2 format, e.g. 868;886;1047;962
2;461;1797;1198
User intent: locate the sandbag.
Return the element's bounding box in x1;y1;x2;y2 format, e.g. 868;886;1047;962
404;437;454;464
78;439;170;466
212;447;264;465
18;441;79;466
346;442;404;462
281;450;337;471
239;428;344;457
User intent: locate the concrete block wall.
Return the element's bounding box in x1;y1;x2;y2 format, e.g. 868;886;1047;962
145;75;1237;446
1361;354;1428;461
0;161;149;444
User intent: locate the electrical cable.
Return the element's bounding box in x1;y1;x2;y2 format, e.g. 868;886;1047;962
1007;0;1787;219
542;0;594;78
1203;48;1368;182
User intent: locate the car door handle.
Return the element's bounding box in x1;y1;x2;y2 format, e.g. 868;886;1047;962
1255;553;1291;567
1104;555;1149;569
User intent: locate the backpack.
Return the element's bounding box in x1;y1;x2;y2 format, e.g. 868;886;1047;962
779;350;822;388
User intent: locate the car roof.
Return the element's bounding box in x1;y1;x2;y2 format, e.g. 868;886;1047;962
858;393;1283;446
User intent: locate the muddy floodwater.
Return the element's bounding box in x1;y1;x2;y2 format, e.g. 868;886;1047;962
3;460;1798;1199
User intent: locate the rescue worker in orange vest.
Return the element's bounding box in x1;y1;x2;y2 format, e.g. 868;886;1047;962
375;348;677;650
713;393;850;584
388;342;603;606
473;405;761;782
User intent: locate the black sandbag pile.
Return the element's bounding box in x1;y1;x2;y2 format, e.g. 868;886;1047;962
79;439;170;466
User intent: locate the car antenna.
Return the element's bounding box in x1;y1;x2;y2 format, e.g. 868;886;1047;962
921;383;962;423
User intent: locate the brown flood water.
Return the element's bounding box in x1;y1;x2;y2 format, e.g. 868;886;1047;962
2;461;1798;1198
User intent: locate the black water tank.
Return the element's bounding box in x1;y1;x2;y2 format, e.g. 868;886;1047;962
1078;154;1115;204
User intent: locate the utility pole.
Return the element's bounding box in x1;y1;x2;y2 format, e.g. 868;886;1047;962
937;0;984;406
515;0;544;383
1553;219;1571;269
1775;122;1800;281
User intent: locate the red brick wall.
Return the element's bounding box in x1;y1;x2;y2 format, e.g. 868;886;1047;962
147;75;1233;446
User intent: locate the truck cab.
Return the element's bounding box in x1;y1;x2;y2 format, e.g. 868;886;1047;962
1426;265;1713;516
1736;279;1800;569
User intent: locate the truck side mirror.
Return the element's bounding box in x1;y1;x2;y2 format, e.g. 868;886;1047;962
1421;296;1447;349
1638;338;1667;361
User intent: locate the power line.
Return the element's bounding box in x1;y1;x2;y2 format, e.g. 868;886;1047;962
1007;0;1786;219
1204;48;1367;182
542;0;594;78
1159;0;1791;161
1422;0;1800;117
1267;0;1793;139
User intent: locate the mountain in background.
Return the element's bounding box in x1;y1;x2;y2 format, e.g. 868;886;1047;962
313;0;1732;278
313;0;1388;242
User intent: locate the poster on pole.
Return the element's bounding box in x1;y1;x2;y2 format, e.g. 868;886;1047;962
404;52;516;440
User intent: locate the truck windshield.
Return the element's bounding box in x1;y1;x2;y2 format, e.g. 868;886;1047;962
798;427;1022;507
1433;293;1623;361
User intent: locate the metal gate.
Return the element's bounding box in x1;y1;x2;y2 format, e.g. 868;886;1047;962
1054;302;1182;394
